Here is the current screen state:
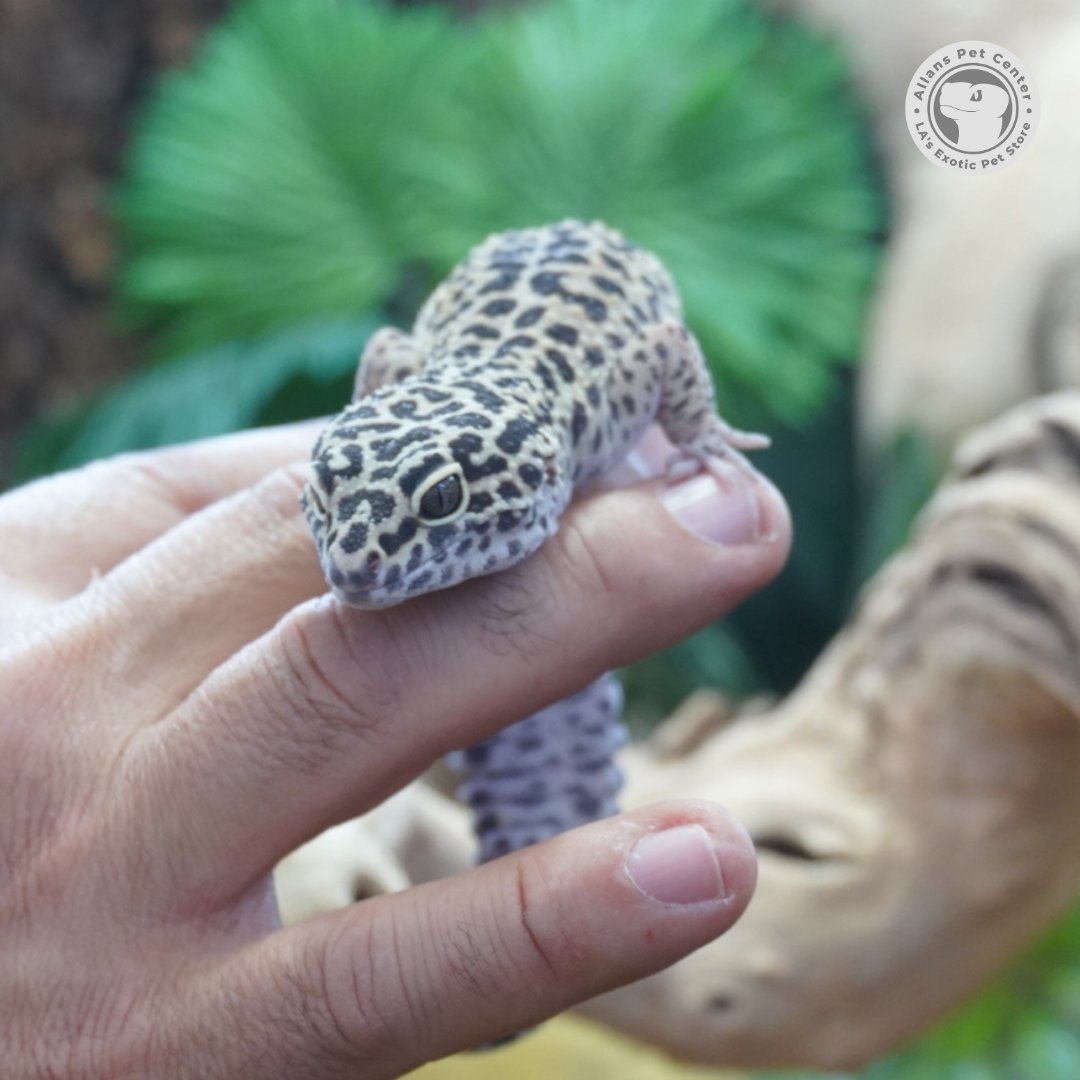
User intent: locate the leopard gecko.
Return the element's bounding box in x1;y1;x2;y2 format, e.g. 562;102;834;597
302;219;767;863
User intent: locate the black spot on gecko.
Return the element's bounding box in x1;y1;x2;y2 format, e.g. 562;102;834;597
377;517;419;556
468;492;495;513
496;417;538;454
479;271;520;295
530;271;562;296
513;306;544;329
428;523;459;547
586;386;601;407
584;346;605;368
544;348;575;384
463;453;509;483
449;432;483;455
583;297;607;322
413;385;453;404
570;789;603;817
571;402;588;446
533;360;557;394
463;743;489;766
495;334;537;358
458;381;505;412
591;274;625;297
601;252;629;277
455;538;474;557
481;298;517;317
410;570;434;591
463;323;501;340
498;480;523;501
328;443;366;480
338;521;369;554
372;427;438;461
444;411;494;430
545;323;579;346
621;394;636;416
518;463;543;489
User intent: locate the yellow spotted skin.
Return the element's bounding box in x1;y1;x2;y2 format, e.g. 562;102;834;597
303;219;766;863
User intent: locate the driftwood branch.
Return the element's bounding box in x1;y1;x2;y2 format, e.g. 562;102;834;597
276;393;1080;1070
583;392;1080;1068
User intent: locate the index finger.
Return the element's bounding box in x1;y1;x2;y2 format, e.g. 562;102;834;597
0;420;324;607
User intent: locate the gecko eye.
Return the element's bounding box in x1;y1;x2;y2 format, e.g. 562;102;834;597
414;465;467;523
971;88;983;102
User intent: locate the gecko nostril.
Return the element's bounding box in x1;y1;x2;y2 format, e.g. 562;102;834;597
364;552;382;578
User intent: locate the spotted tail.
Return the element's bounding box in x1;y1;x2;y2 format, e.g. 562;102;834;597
451;672;626;864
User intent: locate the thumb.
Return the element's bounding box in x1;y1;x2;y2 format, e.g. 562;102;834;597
190;801;756;1077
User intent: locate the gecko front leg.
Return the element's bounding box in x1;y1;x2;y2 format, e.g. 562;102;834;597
353;327;426;399
642;320;770;483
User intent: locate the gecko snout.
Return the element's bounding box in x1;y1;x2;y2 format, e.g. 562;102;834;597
342;550;382;589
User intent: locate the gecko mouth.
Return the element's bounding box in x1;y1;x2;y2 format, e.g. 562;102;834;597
322;546;449;610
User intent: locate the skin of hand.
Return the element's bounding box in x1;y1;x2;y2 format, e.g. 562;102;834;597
0;419;790;1078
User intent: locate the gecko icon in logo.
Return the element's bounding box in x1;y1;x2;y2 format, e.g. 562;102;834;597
905;41;1039;172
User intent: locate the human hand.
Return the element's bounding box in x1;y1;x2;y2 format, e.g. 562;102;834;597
0;421;789;1077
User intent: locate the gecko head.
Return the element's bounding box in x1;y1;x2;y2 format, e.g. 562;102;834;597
302;384;565;608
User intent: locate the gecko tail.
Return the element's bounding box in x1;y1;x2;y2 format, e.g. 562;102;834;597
450;672;626;865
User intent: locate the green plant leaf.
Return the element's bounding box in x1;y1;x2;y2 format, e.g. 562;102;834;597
115;0;882;423
116;0;459;358
423;0;883;422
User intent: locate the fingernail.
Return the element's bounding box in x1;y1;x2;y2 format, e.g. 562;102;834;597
627;824;727;905
661;470;776;546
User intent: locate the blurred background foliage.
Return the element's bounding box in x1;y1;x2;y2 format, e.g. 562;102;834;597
14;0;1075;1076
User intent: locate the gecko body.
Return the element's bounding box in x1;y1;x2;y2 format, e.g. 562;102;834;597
303;220;765;861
